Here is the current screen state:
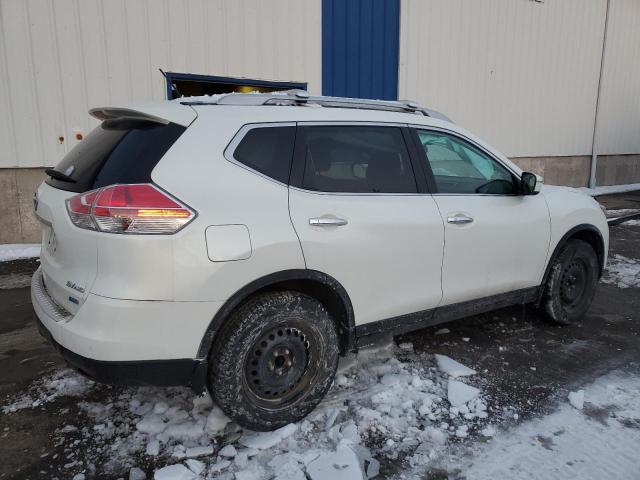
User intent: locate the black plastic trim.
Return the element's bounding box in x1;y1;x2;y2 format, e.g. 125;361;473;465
406;127;438;193
35;311;207;393
196;269;356;359
401;127;431;194
355;286;539;346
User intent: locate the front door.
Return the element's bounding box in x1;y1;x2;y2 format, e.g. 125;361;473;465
412;128;550;306
288;124;444;325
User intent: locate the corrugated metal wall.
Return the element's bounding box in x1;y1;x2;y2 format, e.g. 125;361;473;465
322;0;400;100
1;0;638;169
594;0;640;155
399;0;609;158
0;0;321;168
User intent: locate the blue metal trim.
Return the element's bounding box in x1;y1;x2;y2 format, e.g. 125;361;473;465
322;0;400;100
164;72;308;100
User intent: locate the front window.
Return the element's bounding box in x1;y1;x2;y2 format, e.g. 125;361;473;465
415;130;516;194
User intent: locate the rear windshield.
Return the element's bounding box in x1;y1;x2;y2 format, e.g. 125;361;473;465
46;119;186;193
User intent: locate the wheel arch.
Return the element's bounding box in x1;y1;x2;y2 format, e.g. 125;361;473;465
538;223;606;303
196;269;356;359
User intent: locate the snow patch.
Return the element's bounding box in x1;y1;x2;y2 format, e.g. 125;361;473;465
129;467;147;480
568;390;585;410
0;243;40;262
461;371;640;479
603;254;640;288
239;424;298;450
435;354;476;378
153;464;196;480
2;369;92;413
447;380;480;407
306;441;365;480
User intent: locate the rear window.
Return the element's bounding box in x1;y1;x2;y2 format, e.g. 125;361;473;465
46;119;186;193
232;126;296;184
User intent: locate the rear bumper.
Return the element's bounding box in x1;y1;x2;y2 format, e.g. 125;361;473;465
34;313;207;392
31;267;222;391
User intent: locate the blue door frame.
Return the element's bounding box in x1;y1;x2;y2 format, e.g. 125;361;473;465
322;0;400;100
165;72;307;100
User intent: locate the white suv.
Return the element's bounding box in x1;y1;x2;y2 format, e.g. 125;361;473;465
32;91;608;431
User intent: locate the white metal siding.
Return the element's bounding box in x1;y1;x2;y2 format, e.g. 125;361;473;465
594;0;640;155
399;0;608;158
0;0;321;168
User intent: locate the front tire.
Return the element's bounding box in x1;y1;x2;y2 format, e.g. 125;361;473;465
208;291;339;431
542;239;599;325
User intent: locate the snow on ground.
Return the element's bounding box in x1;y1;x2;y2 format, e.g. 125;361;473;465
458;371;640;479
0;272;33;289
2;368;93;413
4;344;639;478
603;208;640;219
602;254;640;288
0;243;40;262
579;183;640;196
2;342;505;479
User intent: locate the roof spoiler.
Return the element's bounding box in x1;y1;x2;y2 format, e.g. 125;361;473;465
89;104;197;127
89;108;170;124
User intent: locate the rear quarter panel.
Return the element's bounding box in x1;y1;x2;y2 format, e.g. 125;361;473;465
150;107;306;302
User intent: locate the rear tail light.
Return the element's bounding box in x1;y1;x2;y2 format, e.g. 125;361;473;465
66;184;195;234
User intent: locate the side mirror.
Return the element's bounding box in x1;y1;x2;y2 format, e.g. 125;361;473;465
521;171;542;195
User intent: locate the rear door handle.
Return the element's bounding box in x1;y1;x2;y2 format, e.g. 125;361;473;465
447;214;474;225
309;217;348;227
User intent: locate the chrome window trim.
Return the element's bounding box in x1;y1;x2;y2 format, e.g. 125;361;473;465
289;185;428;197
409;124;522;196
296;121;407;127
223;122;296;188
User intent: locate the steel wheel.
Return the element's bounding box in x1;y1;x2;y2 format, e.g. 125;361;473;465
542;239;599;325
559;259;589;309
244;325;316;408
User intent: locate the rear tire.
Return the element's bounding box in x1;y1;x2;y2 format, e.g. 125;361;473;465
542;239;599;325
208;291;339;431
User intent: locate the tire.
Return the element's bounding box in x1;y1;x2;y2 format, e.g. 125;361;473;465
208;291;339;431
542;239;599;325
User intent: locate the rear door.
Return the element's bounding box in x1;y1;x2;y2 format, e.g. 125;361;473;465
410;127;550;306
288;124;444;326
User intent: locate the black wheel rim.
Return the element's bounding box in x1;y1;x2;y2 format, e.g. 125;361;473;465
244;325;315;408
560;259;589;308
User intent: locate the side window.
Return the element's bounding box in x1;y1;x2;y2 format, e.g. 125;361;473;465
233;126;296;184
302;126;417;193
415;130;516;194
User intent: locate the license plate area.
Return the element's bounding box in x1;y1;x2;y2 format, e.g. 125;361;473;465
44;226;58;257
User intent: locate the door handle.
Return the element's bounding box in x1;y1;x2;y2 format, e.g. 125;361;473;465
309;217;348;227
447;214;474;225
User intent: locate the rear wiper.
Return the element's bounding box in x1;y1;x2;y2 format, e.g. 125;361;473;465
45;168;76;183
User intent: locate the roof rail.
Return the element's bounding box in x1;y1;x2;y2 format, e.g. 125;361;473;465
180;90;452;121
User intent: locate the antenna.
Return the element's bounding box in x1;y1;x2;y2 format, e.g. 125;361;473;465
159;68;183;99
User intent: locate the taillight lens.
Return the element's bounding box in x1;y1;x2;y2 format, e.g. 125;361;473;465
66;184;195;234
